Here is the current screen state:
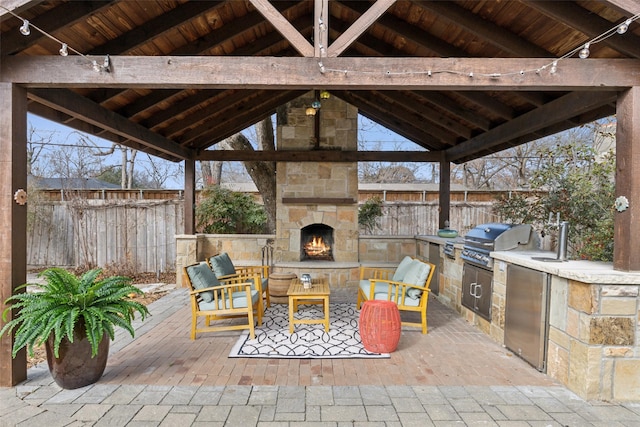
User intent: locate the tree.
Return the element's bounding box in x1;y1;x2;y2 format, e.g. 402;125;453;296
199;117;277;233
493;122;616;261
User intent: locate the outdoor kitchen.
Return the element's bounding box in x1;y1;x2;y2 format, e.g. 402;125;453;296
419;225;640;402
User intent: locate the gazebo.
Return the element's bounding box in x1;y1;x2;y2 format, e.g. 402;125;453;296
1;0;639;391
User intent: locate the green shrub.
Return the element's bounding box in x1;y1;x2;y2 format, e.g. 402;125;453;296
196;186;267;234
358;197;384;233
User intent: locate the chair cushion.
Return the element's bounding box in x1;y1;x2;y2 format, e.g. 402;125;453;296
392;256;414;282
406;287;423;300
403;260;431;287
209;252;236;277
199;289;260;311
186;262;220;303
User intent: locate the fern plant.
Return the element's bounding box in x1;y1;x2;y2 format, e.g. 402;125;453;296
1;268;150;359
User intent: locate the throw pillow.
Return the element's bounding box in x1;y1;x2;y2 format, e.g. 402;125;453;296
209;252;236;277
402;260;431;287
186;262;220;303
392;256;414;282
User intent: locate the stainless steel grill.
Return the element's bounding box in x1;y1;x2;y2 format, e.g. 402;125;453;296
461;223;538;269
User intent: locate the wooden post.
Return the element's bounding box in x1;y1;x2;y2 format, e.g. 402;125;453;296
439;155;451;229
0;83;28;386
614;86;640;271
184;159;196;234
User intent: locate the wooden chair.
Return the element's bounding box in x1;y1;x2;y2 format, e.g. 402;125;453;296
357;257;436;334
183;263;263;340
207;252;271;308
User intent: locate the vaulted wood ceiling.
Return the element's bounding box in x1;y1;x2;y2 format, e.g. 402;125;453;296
1;0;639;164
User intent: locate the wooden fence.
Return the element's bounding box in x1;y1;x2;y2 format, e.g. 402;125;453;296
28;199;183;272
27;191;504;272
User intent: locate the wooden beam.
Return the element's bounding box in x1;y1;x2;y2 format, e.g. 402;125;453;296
446;91;618;162
5;56;639;89
1;1;111;55
314;0;328;57
0;83;28;386
439;155;451;229
27;89;193;160
249;0;314;57
196;150;440;163
614;87;640;271
328;0;396;57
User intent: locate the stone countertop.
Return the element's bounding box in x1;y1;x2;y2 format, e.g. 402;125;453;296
417;235;465;246
491;250;640;284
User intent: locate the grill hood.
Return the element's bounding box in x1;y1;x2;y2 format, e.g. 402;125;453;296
464;223;535;252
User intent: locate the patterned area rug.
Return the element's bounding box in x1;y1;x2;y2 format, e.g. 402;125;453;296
229;303;390;358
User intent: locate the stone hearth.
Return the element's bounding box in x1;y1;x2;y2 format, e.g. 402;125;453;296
273;93;359;285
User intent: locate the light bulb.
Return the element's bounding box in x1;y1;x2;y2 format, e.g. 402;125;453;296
550;61;558;74
92;60;101;72
59;43;68;56
19;19;30;36
617;19;631;34
305;107;316;116
311;100;321;109
319;90;330;99
579;43;590;59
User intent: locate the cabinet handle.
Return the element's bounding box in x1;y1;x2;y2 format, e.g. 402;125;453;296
470;282;478;297
475;284;482;299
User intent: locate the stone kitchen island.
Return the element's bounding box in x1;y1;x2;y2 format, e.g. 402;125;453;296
420;235;640;402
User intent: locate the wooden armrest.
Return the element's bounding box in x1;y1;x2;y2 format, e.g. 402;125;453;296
359;266;394;280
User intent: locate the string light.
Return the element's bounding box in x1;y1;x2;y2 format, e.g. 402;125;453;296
314;13;639;79
19;19;30;35
0;5;110;73
578;43;590;59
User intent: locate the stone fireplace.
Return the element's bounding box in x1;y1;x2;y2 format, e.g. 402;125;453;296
301;223;334;261
274;92;359;276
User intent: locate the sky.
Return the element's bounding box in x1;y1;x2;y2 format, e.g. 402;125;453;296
27;113;428;189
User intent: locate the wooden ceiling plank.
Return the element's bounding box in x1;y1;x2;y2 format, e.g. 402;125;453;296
165;89;258;141
88;1;223;55
4;56;639;89
142;90;224;130
413;91;491;131
2;1;112;55
328;0;396;57
370;91;465;142
414;1;552;57
27;88;192;160
187;91;307;150
197;149;440;163
334;90;445;151
455;91;515;120
336;1;466;57
528;1;640;59
446;91;618;162
249;0;313;57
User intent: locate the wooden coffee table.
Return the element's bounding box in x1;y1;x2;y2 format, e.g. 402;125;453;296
287;278;330;333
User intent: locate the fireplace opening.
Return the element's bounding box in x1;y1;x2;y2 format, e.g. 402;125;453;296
301;224;334;261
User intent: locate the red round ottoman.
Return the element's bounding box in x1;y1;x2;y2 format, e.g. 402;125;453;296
359;300;401;353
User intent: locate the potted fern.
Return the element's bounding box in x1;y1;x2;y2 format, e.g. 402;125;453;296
1;267;150;389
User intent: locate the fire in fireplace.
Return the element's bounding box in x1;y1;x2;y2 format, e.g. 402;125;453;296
301;224;334;261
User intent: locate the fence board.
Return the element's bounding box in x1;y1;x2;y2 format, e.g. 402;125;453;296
27;198;501;273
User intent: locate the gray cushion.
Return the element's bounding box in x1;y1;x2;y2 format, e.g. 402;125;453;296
406;287;423;300
209;252;236;277
199;289;260;311
186;262;220;303
403;260;431;287
392;256;414;282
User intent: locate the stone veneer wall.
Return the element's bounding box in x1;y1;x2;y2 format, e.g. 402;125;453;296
275;92;359;264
